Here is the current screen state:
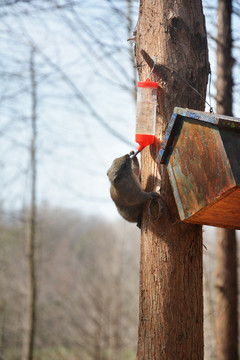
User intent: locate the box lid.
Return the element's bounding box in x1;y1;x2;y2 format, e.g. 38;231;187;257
158;107;240;164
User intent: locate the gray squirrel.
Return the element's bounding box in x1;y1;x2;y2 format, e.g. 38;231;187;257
107;152;160;227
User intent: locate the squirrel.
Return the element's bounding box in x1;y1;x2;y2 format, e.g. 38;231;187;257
107;152;160;227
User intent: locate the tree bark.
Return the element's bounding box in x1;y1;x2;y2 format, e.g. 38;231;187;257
215;0;238;359
135;0;209;358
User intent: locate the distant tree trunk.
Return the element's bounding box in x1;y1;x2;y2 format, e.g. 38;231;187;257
135;0;209;358
215;0;238;359
216;229;238;360
23;48;37;360
126;0;137;101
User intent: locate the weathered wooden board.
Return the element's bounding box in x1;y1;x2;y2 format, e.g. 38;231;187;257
185;188;240;228
158;107;240;229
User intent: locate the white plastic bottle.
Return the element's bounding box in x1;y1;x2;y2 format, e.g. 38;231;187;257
135;78;158;152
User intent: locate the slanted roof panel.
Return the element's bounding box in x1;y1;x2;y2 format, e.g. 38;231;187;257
158;107;240;164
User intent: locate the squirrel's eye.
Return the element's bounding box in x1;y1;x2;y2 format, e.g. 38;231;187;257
114;175;122;182
121;162;127;170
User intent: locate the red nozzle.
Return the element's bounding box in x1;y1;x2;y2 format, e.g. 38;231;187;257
135;134;155;152
137;144;145;152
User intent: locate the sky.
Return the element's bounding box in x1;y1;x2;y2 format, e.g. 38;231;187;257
0;0;138;220
0;0;240;225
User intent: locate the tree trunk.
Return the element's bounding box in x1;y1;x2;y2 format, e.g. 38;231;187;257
23;48;37;360
135;0;209;358
216;0;233;117
215;0;238;359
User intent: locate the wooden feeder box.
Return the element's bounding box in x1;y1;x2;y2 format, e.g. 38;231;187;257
158;107;240;229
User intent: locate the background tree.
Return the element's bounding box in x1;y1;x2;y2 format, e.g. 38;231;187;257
22;48;38;360
215;1;238;358
0;206;140;360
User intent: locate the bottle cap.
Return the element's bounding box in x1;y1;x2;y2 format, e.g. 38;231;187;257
137;78;158;89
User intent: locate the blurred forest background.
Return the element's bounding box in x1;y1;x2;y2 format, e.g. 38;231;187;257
0;0;240;359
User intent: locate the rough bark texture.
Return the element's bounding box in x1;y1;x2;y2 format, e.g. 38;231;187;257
135;0;209;359
215;0;238;359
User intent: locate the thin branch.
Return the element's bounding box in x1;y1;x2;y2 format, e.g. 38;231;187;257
33;45;134;147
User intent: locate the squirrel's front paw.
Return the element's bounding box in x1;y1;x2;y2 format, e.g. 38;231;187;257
148;192;160;199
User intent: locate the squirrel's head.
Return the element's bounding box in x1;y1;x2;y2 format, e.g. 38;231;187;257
107;154;132;183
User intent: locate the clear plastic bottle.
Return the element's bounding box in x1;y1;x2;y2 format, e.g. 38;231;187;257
135;78;158;152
